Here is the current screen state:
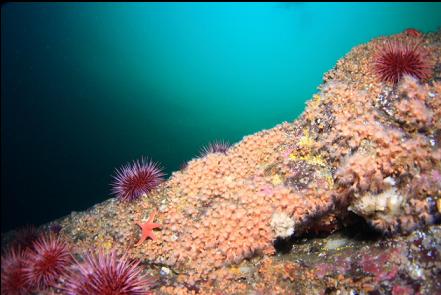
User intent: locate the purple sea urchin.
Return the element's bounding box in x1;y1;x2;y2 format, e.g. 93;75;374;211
373;39;433;84
111;157;164;202
49;223;62;235
63;251;155;295
23;234;72;290
199;140;231;157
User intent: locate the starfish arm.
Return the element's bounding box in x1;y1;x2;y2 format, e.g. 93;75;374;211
134;233;147;246
150;223;161;229
148;232;157;240
147;210;157;223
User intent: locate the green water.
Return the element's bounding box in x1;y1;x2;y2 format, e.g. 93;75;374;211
2;3;441;232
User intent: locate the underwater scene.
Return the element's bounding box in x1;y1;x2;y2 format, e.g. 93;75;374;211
1;2;441;294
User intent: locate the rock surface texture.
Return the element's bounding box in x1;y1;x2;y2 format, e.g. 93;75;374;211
2;30;441;295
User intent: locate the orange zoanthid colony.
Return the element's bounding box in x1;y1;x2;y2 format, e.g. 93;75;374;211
2;29;440;295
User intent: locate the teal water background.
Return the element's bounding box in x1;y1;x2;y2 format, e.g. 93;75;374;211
2;3;441;232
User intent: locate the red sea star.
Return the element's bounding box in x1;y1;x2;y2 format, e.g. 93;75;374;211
134;210;161;246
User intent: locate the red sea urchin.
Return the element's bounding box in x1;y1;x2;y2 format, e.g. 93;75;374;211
111;157;165;202
23;234;72;290
373;39;433;84
11;225;40;250
63;251;155;295
404;28;422;38
1;247;30;295
199;140;231;157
